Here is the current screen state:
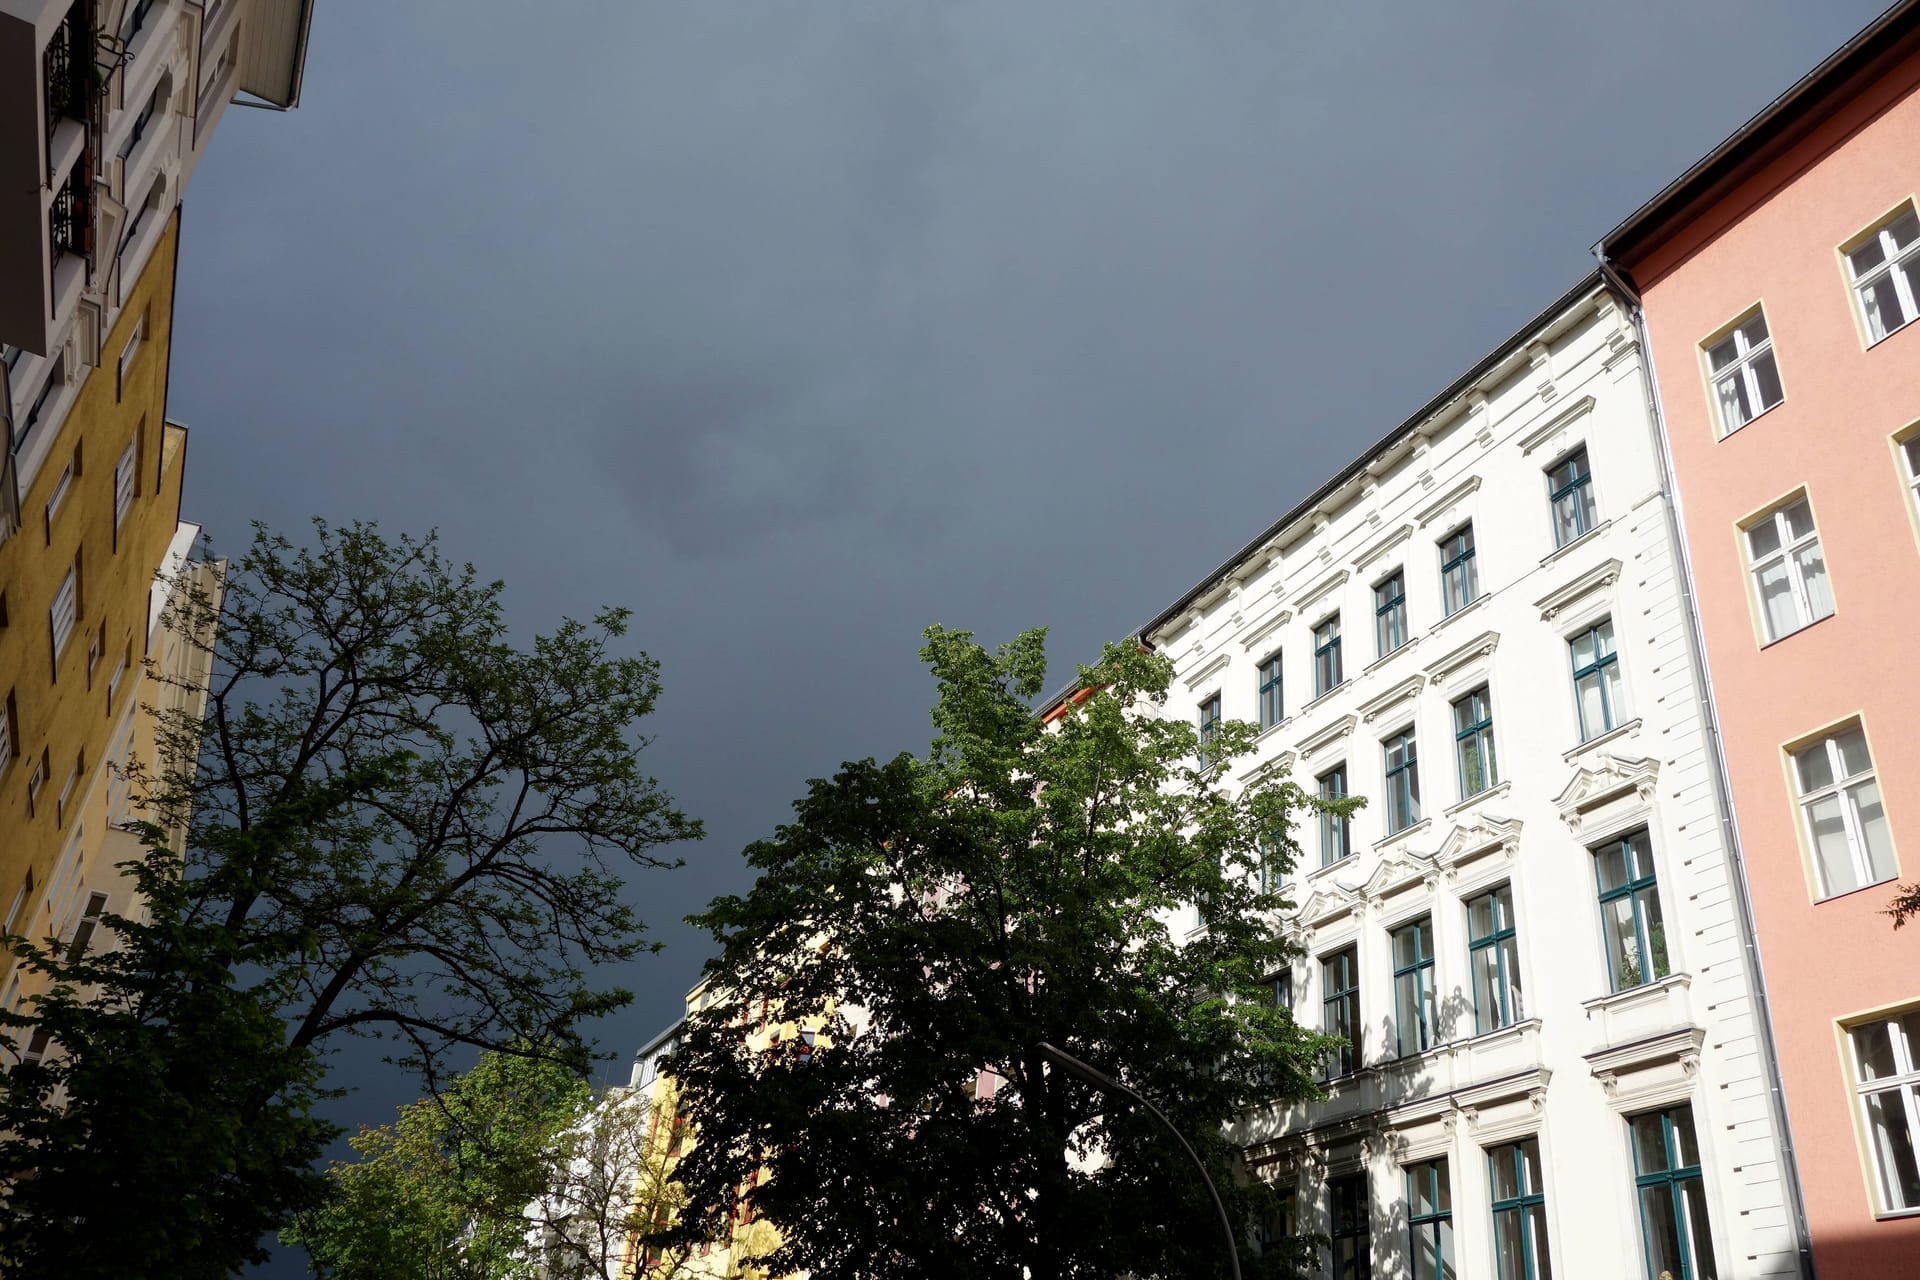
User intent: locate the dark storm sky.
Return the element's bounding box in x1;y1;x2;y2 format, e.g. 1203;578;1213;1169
160;1;1887;1268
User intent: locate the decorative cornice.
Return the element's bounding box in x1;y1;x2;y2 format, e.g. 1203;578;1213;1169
1181;651;1231;691
1517;394;1597;457
1533;557;1623;622
1296;714;1357;762
1422;630;1498;688
1583;1026;1704;1098
1357;674;1425;725
1351;523;1414;574
1239;604;1294;653
1295;568;1350;614
1361;848;1438;906
1554;753;1660;830
1433;815;1523;871
1415;475;1482;529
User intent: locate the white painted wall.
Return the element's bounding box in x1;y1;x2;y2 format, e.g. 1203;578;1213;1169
1146;284;1802;1279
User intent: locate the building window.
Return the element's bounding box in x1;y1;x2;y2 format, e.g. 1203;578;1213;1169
1318;766;1349;866
1453;686;1497;799
1314;615;1343;696
106;648;127;713
1489;1138;1552;1280
1547;446;1598;548
1383;728;1420;834
50;560;79;660
1901;434;1920;522
1792;726;1895;899
1258;654;1283;730
1197;694;1222;766
1630;1105;1717;1280
1570;619;1625;742
1405;1158;1452;1280
1374;571;1407;657
1328;1173;1370;1280
1744;497;1833;642
1467;884;1522;1033
1705;309;1784;434
27;751;47;817
0;691;13;777
1849;1009;1920;1214
55;756;79;827
1848;205;1920;344
1321;947;1359;1079
1440;523;1478;616
114;432;138;529
44;449;77;535
1392;917;1436;1056
1595;829;1668;992
65;891;108;964
1258;830;1285;895
1269;970;1292;1012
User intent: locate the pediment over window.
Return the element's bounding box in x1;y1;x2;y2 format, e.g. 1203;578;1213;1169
1583;1026;1704;1112
1415;475;1482;529
1181;651;1231;691
1297;714;1357;762
1239;605;1294;652
1433;815;1523;872
1358;674;1426;725
1296;568;1350;613
1362;848;1438;904
1554;754;1659;831
1423;631;1499;688
1298;884;1363;929
1533;558;1622;623
1517;394;1596;457
1352;523;1414;574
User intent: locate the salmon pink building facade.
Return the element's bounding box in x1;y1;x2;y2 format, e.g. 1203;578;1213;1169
1602;4;1920;1275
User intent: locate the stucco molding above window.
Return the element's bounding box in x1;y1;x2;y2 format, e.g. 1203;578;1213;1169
1295;568;1349;614
1554;753;1659;835
1423;630;1499;689
1582;1022;1703;1114
1296;714;1357;762
1298;882;1364;931
1361;847;1439;911
1351;522;1414;574
1238;605;1293;653
1517;393;1597;458
1533;557;1623;623
1358;674;1426;725
1181;651;1231;692
1433;814;1524;879
1415;475;1482;529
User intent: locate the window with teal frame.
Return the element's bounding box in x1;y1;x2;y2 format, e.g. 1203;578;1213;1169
1629;1105;1717;1280
1594;829;1669;992
1314;615;1343;695
1383;728;1420;834
1547;446;1597;549
1467;884;1522;1032
1570;619;1625;742
1405;1158;1452;1280
1489;1138;1552;1280
1258;829;1286;894
1322;947;1358;1080
1440;523;1478;615
1198;694;1222;767
1392;917;1436;1056
1258;653;1284;729
1453;686;1497;798
1328;1172;1370;1280
1374;571;1407;657
1318;766;1349;866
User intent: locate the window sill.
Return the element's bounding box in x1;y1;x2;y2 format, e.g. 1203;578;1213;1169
1580;971;1690;1018
1871;1205;1920;1222
1758;610;1835;652
1445;780;1511;819
1866;315;1917;351
1715;398;1784;442
1813;872;1899;906
1562;718;1642;763
1539;518;1614;569
1430;593;1490;637
1372;818;1431;854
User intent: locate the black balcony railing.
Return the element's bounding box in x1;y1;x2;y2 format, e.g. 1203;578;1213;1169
42;2;93;143
50;149;94;266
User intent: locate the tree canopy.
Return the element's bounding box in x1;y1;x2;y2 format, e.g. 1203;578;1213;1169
0;520;697;1279
661;626;1339;1278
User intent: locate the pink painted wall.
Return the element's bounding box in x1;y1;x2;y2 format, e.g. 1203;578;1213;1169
1628;43;1920;1280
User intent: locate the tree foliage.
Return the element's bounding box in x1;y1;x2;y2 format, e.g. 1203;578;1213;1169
661;626;1340;1278
0;521;697;1279
284;1049;590;1280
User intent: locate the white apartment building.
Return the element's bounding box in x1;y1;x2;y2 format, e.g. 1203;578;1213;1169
0;0;311;499
1143;276;1806;1280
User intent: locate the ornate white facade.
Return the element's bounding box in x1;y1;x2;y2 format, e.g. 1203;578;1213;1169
1145;277;1805;1279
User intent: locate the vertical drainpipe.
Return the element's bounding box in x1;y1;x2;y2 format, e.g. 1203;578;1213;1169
1594;256;1816;1280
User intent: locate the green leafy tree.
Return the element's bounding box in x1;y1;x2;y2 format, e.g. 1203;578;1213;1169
284;1049;590;1280
660;626;1341;1279
1888;883;1920;931
0;521;697;1280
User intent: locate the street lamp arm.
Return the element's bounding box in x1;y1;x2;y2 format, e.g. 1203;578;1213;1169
1035;1041;1244;1280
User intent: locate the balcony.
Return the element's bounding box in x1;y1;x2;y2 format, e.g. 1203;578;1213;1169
49;146;92;266
41;0;90;147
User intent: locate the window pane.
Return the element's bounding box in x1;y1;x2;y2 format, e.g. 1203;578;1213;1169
1746;517;1782;559
1473;943;1506;1030
1749;349;1783;413
1794;741;1835;792
1755;558;1798;640
1888;210;1920;252
1517;1138;1542;1194
1854;1021;1900;1081
1792;541;1833;622
1806;793;1858;895
1526;1203;1553;1280
1862;273;1908;339
1678;1179;1719;1279
1866;1088;1920;1209
1781;499;1816;540
1468;891;1497;939
1595;842;1630;893
1602;662;1627;727
1640;886;1671;980
1705;333;1741;372
1667;1106;1701;1168
1836;728;1873;778
1716;372;1751;428
1903;436;1920;478
1604;896;1642;988
1639;1184;1685;1279
1576;671;1608;738
1851;779;1896;883
1852;236;1889;276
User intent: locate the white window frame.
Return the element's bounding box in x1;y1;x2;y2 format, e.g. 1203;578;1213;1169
1704;309;1783;436
114;432;138;528
55;761;78;827
117;313;144;388
1743;497;1833;642
1793;728;1895;899
44;457;74;533
50;562;78;659
0;694;11;777
1848;1011;1920;1215
1847;205;1920;345
107;648;128;711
